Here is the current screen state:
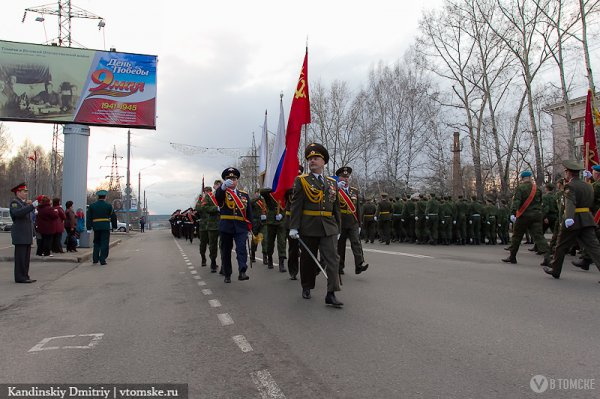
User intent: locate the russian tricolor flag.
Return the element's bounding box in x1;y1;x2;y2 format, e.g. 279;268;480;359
270;49;311;206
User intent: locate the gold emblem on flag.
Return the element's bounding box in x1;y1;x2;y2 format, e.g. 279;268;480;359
295;71;307;99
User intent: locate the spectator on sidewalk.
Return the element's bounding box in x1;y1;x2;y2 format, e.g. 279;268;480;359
64;200;77;252
36;196;58;257
52;197;66;253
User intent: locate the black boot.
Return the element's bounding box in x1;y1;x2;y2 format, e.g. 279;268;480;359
279;258;287;273
238;271;249;281
201;255;207;267
267;255;274;269
540;254;551;266
355;262;369;274
502;255;517;264
325;292;343;308
263;255;269;265
572;258;592;271
210;258;218;273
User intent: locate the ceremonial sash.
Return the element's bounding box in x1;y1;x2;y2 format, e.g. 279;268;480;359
594;209;600;224
516;183;537;218
207;192;219;207
338;189;358;222
226;188;252;231
257;199;267;214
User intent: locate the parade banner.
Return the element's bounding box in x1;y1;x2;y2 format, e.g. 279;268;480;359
0;40;157;129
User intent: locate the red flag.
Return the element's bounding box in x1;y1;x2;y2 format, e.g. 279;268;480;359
271;49;311;206
584;89;599;171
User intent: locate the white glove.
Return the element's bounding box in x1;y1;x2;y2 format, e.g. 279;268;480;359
441;220;445;224
87;230;92;233
289;229;299;239
415;216;419;221
401;218;405;222
32;200;39;207
510;215;516;223
374;216;378;222
337;181;346;189
487;221;490;225
425;216;429;220
221;179;234;190
275;214;283;221
248;232;254;239
565;218;575;228
469;220;473;224
358;227;361;235
584;170;593;179
337;234;341;240
453;220;456;225
260;214;267;221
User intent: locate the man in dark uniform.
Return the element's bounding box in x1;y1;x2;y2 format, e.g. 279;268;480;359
289;143;343;307
250;189;268;264
543;160;600;281
9;183;38;283
376;193;393;245
425;193;440;245
572;165;600;269
336;166;369;275
87;190;113;265
284;165;305;280
502;171;550;265
215;167;253;283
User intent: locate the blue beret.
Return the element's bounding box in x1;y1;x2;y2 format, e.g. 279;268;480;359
520;171;532;178
592;165;600;172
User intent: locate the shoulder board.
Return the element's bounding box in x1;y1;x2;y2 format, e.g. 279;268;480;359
299;174;309;178
326;176;336;182
239;190;247;194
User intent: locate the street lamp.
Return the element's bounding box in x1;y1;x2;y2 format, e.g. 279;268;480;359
138;163;156;225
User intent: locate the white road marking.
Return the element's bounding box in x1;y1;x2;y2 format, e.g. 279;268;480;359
250;369;286;399
188;266;194;269
193;275;201;280
190;270;198;275
1;245;14;250
28;333;104;352
197;281;206;286
208;299;221;308
361;247;434;259
217;313;234;326
232;335;253;353
186;262;193;266
201;289;212;295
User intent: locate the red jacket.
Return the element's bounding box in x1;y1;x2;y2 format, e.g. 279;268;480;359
36;203;59;235
53;205;66;234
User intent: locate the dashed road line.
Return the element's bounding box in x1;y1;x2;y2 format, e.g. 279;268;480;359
201;289;212;295
217;313;234;326
188;266;194;269
250;369;286;399
193;275;201;280
232;335;253;353
361;247;434;259
208;299;221;308
197;281;206;286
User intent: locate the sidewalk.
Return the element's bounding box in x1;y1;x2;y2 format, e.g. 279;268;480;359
0;232;129;263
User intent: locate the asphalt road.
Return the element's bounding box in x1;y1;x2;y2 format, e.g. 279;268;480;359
0;230;599;398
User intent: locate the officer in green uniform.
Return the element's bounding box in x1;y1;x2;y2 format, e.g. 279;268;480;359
362;197;377;243
376;193;393;245
484;198;498;244
195;191;208;264
425;193;440;245
543;160;600;281
198;185;221;272
542;183;558;234
261;188;287;272
403;194;418;243
572;165;600;269
86;190;113;265
289;143;343;307
549;179;565;252
456;195;468;245
283;165;304;280
392;196;404;242
469;196;483;245
497;199;510;245
439;196;453;245
502;171;550;265
250;189;267;264
336;166;369;275
415;194;427;244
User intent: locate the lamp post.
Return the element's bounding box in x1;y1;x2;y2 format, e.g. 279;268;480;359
138;163;156;227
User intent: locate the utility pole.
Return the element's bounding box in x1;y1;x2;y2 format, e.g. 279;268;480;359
125;129;131;233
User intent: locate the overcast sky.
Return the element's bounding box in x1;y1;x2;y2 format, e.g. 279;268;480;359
1;0;444;214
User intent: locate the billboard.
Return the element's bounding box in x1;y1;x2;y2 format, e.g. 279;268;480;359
0;40;157;129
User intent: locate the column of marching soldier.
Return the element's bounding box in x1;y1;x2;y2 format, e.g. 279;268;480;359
168;150;600;309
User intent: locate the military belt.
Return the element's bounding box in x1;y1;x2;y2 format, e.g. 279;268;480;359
285;211;291;216
341;209;353;214
575;208;590;213
221;215;245;221
92;218;110;222
379;211;391;214
364;214;374;217
303;210;332;217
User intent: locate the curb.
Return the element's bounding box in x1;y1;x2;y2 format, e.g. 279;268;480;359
0;239;122;263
